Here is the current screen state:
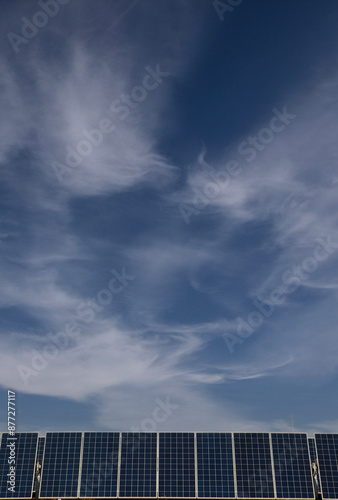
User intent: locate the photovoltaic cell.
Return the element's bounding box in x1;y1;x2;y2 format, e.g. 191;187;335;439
271;433;314;499
234;433;275;498
39;432;82;499
79;432;119;498
315;434;338;500
159;433;195;498
36;438;45;465
119;433;157;497
196;433;235;498
0;433;38;499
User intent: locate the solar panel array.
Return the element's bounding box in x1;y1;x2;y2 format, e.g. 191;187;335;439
315;434;338;500
2;431;338;499
0;433;38;499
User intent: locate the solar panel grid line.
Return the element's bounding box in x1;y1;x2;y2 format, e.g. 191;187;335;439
0;432;39;500
156;430;159;498
269;433;278;499
231;433;238;498
116;432;122;498
194;433;198;498
76;432;84;498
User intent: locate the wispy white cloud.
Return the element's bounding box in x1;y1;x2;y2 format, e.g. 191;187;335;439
1;0;338;433
176;74;338;248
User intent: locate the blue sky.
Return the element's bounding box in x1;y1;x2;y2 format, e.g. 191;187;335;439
1;0;338;436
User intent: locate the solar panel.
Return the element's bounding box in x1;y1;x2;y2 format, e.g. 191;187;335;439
196;432;235;498
315;434;338;500
79;432;119;498
39;432;82;499
271;433;314;499
119;433;157;497
159;432;195;498
234;433;275;498
35;438;45;466
0;432;38;499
